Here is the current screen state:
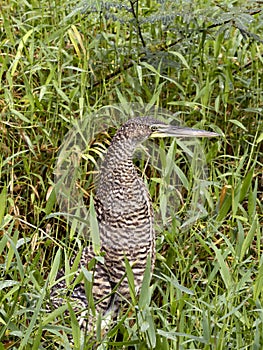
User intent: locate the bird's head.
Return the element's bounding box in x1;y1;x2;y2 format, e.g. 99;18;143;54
117;117;219;144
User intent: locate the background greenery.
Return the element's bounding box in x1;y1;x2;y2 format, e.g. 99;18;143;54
0;0;262;349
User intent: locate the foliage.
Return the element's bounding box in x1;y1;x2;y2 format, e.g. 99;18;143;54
0;0;262;349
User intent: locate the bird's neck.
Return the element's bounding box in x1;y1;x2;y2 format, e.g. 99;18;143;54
96;138;140;197
105;138;137;164
99;138;139;176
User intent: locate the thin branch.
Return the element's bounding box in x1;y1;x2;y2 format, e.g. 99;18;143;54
91;7;262;89
129;0;146;47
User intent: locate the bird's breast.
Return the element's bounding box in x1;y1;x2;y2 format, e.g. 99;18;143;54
95;163;155;261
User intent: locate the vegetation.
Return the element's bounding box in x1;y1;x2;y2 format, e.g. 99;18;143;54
0;0;262;348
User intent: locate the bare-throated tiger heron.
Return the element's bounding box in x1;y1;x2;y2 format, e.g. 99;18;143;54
51;117;218;330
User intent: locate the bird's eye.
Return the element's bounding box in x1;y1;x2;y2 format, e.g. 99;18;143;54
151;125;158;132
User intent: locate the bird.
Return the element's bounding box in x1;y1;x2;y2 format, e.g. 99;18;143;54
50;116;218;332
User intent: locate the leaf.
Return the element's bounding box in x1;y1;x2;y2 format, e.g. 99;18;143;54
0;234;8;257
49;249;61;287
228;119;248;132
18;281;47;349
136;65;143;85
0;280;20;291
67;302;81;348
211;243;232;290
53;81;70;103
170;51;190;69
11;28;34;76
216;187;232;222
146;309;156;348
157;329;207;343
0;186;7;224
71;248;83;275
81;265;93;282
253;262;263;300
240;167;254;203
235;219;244;258
256;133;263;144
90;194;101;255
10;109;31;123
42;305;68;326
124;257;136;305
248;177;257;220
6;230;24;279
240;214;258;261
138;255;152;308
44;187;56;215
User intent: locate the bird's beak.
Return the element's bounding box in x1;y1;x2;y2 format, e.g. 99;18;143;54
150;125;219;138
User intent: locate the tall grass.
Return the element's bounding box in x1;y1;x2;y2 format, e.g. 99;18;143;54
0;0;262;349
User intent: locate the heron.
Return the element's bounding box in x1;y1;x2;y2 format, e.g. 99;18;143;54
51;116;218;331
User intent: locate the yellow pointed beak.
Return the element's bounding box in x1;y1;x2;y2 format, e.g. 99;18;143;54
150;125;219;138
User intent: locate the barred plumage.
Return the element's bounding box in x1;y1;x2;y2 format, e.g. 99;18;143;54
50;116;218;332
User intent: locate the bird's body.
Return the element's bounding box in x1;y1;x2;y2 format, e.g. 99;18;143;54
50;117;218;330
92;118;156;315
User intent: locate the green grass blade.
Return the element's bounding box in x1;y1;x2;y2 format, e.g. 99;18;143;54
67;302;81;348
49;248;61;287
90;193;101;255
138;255;152;308
211;243;233;290
0;186;7;224
18;281;47;349
240;214;259;261
124;257;136;305
253;262;263;300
